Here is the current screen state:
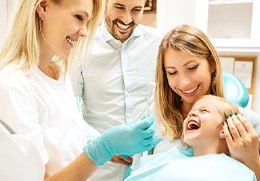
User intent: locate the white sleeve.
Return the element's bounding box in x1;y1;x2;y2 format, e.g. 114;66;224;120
0;73;49;164
0;123;45;181
82;119;101;142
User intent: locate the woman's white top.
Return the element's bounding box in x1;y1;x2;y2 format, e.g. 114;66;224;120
0;67;100;176
0;122;45;181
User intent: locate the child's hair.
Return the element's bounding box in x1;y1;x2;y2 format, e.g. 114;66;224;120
185;95;260;153
197;95;239;120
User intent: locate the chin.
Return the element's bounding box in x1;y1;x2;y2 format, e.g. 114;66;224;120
184;131;200;141
183;97;198;105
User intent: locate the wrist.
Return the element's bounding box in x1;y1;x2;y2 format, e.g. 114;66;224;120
83;136;112;166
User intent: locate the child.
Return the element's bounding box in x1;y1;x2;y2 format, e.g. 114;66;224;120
125;95;258;180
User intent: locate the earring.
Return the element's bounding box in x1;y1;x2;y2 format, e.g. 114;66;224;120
39;15;44;30
39;15;48;43
39;19;42;30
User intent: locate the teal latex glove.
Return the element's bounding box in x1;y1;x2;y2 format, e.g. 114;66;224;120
83;114;161;166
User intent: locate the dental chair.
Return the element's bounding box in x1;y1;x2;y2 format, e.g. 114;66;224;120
223;72;249;108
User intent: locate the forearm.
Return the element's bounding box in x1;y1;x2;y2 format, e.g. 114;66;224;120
251;156;260;181
44;152;98;181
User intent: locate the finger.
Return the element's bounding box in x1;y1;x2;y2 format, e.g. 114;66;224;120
141;136;154;146
152;137;162;147
222;121;235;145
135;114;154;130
237;113;257;134
226;114;241;139
231;113;248;137
140;121;156;138
114;159;131;165
141;137;162;152
110;155;131;165
121;157;133;163
141;136;162;147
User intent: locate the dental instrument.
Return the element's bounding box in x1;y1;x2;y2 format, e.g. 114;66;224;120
131;81;156;172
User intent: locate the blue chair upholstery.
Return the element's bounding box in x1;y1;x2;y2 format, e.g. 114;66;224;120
223;72;249;108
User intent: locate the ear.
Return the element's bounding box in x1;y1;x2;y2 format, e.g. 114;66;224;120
219;129;225;139
36;0;48;20
209;60;216;74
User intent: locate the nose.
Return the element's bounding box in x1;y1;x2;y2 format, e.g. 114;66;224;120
188;110;198;117
78;25;88;38
120;11;132;25
179;74;191;87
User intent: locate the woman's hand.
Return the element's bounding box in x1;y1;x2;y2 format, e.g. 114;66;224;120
223;113;260;179
83;114;161;166
110;155;133;166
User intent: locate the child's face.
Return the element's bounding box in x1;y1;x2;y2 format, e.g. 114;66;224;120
183;97;223;149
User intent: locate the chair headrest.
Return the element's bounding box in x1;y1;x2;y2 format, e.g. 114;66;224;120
223;72;249;108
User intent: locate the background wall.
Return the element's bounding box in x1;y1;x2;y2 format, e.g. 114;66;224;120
140;13;156;28
0;0;18;50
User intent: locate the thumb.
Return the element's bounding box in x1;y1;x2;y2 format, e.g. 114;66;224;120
145;137;162;151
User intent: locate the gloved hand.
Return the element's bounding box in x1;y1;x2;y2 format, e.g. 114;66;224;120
83;114;161;165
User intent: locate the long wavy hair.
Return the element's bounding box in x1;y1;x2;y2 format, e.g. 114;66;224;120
155;24;224;139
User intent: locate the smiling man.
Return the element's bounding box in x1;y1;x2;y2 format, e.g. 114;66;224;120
104;0;144;43
70;0;165;180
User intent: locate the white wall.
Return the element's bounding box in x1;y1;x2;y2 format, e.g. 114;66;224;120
0;0;8;50
157;0;208;33
0;0;18;50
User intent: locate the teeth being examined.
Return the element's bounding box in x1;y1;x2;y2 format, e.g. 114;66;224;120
188;121;200;130
183;86;198;94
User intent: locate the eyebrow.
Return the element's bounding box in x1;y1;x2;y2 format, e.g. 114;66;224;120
183;60;196;67
114;3;124;6
165;60;196;69
79;10;90;19
113;3;144;9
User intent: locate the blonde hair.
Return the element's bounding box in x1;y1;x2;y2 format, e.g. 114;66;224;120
195;95;260;153
0;0;104;74
155;24;224;139
197;95;239;120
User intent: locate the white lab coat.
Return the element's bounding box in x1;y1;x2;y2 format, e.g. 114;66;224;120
0;122;45;181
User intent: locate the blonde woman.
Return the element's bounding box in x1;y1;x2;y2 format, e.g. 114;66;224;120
0;0;160;180
154;24;260;179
